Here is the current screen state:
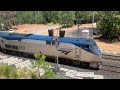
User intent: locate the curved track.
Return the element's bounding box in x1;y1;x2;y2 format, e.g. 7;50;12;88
102;53;120;61
100;53;120;73
100;64;120;73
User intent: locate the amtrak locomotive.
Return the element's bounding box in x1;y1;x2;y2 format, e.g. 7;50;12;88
0;30;102;68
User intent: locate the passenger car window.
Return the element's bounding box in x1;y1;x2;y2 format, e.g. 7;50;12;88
5;44;11;49
12;46;18;50
46;41;59;45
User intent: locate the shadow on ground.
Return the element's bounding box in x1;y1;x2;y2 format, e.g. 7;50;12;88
93;35;120;44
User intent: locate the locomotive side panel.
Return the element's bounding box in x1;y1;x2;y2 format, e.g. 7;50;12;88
23;41;76;60
23;43;57;56
0;40;25;52
80;48;100;62
0;38;101;68
0;39;100;63
22;39;58;56
57;43;76;60
0;39;57;57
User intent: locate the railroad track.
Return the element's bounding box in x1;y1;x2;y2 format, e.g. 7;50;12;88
101;53;120;73
100;64;120;73
102;53;120;60
100;52;120;73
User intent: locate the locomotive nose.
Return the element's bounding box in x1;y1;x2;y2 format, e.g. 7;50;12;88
95;46;102;57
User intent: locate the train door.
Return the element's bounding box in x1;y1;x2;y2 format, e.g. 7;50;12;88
75;46;81;60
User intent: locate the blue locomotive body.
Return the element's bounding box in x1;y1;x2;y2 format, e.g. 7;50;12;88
0;32;102;68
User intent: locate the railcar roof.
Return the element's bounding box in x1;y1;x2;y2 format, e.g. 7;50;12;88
0;32;95;45
28;35;53;41
59;37;93;45
28;35;94;45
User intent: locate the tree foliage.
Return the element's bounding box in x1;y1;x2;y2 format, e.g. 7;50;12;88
15;11;44;24
97;11;120;41
0;11;101;27
58;11;75;27
33;52;59;79
0;65;33;79
42;11;59;24
0;11;120;41
0;65;18;79
75;11;99;22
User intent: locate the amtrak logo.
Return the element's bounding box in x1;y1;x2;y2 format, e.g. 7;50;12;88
58;48;72;55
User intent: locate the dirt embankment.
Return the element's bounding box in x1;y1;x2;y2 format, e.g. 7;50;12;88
16;24;61;35
15;23;120;53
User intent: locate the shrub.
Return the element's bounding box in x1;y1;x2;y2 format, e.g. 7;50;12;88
33;52;60;79
97;11;120;42
58;11;75;28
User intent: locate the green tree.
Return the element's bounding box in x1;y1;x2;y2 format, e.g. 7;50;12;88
97;11;120;42
0;65;18;79
0;65;37;79
16;11;35;24
75;11;100;23
33;52;59;79
41;11;59;24
58;11;75;28
32;11;45;24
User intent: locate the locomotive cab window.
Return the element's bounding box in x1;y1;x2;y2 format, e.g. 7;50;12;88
82;45;90;50
93;42;97;46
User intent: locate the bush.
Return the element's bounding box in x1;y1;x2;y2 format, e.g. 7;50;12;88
0;65;37;79
58;11;75;28
15;11;59;25
0;11;109;30
42;11;59;24
33;52;60;79
0;65;18;79
75;11;101;23
97;11;120;42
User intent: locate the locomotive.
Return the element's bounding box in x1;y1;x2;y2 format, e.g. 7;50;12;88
0;30;102;69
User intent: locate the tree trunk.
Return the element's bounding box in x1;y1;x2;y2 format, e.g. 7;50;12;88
118;36;120;41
